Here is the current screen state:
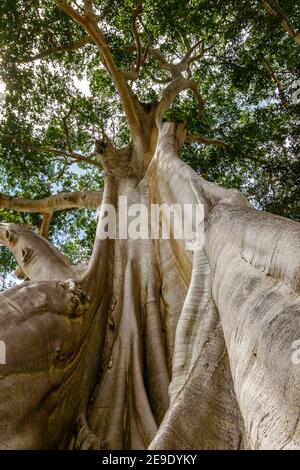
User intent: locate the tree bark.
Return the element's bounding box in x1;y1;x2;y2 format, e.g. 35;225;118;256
0;123;299;450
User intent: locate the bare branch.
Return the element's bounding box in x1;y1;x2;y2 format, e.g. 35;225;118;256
3;131;102;168
63;122;72;154
148;47;176;75
148;41;205;78
140;19;153;65
185;135;268;165
84;0;94;16
243;154;269;165
122;70;139;81
0;191;102;214
261;0;278;16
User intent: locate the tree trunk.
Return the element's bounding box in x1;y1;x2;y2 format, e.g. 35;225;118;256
0;122;299;450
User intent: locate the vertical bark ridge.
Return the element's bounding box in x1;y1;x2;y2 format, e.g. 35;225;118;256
205;205;300;449
82;179;171;449
149;324;247;450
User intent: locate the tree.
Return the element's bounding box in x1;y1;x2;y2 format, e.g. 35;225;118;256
0;0;299;450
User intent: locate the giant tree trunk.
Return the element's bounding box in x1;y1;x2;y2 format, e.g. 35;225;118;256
0;122;299;450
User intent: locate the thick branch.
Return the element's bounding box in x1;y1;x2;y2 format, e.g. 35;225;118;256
0;191;102;213
0;223;77;281
156;77;205;127
261;0;300;45
148;47;178;77
122;70;139;81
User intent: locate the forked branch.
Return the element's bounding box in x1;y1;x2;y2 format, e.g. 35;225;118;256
156;77;205;128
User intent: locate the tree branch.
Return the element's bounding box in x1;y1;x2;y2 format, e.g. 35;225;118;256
40;212;53;239
63;100;76;153
140;18;153;65
0;189;101;279
148;40;205;78
261;0;300;45
3;132;102;168
155;77;205;128
0;190;102;213
55;0;143;139
185;134;228;147
122;70;139;81
148;73;172;84
180;40;205;68
130;0;143;74
21;35;92;63
27;143;102;168
262;59;290;109
0;223;77;281
148;47;178;75
185;136;268;165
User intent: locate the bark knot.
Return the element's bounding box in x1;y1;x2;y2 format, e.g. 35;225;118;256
63;280;90;317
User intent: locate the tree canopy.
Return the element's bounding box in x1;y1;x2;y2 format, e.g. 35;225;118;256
0;0;299;289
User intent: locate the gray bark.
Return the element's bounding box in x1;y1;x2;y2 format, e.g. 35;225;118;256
0;123;299;450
